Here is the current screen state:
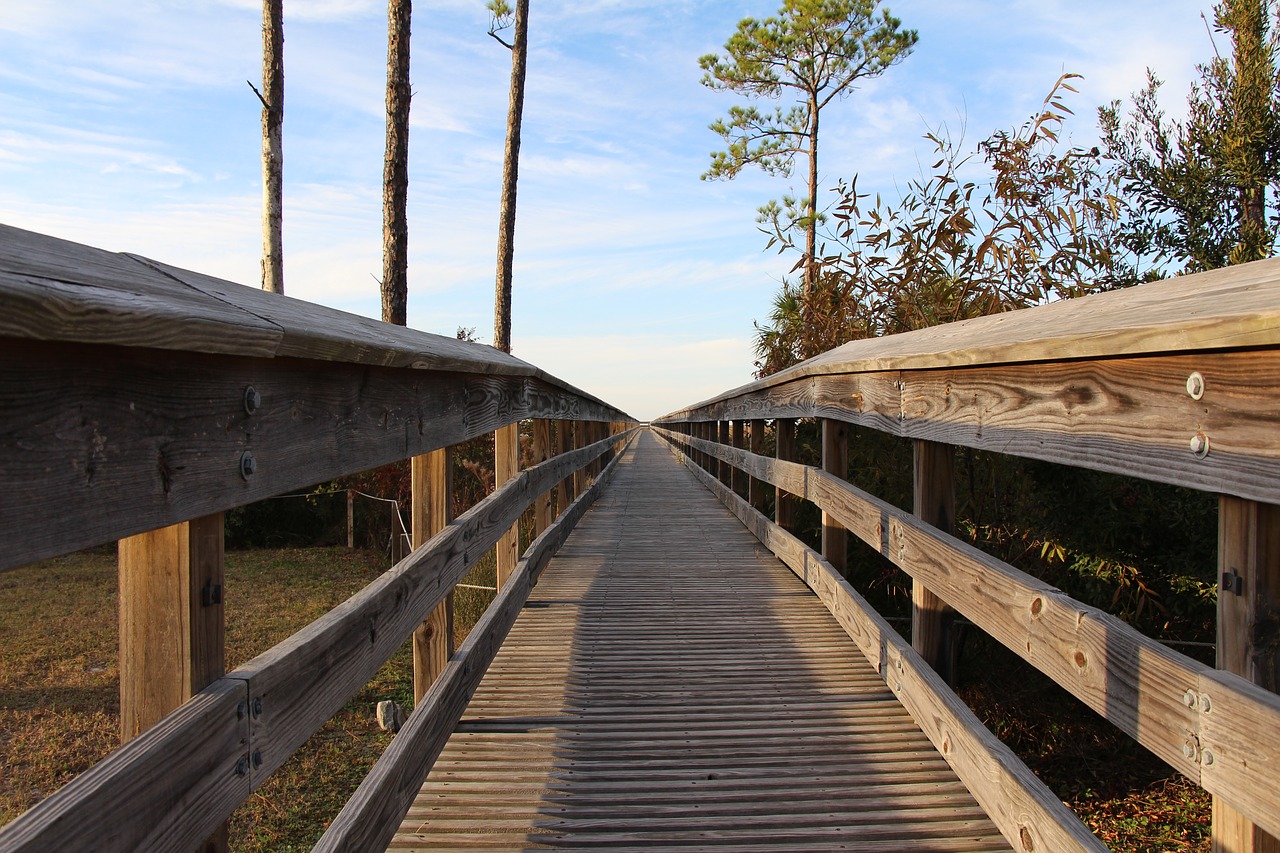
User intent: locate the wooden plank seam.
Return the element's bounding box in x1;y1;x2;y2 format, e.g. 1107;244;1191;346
314;430;639;851
655;427;1104;853
652;425;1280;842
0;428;637;853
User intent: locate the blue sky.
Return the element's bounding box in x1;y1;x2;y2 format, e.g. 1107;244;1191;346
1;0;1210;420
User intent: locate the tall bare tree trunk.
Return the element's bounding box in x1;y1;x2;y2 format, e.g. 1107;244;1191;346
382;0;411;325
259;0;283;294
492;0;528;354
804;95;819;297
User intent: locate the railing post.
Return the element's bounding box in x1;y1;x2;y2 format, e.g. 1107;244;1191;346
913;439;958;684
347;488;355;550
731;419;746;497
533;419;552;537
1213;496;1280;852
555;419;572;512
573;420;588;499
412;447;453;704
495;422;520;589
749;419;767;513
717;420;731;485
775;418;797;531
821;418;848;577
118;513;227;852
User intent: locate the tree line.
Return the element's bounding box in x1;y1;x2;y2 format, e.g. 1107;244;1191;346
699;0;1280;377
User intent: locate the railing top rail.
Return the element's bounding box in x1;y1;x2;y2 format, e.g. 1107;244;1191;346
0;222;614;411
0;223;631;570
658;257;1280;421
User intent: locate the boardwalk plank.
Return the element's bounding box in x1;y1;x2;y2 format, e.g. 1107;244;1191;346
390;430;1010;852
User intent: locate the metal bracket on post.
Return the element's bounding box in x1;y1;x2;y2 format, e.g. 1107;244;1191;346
1222;569;1244;596
201;578;223;607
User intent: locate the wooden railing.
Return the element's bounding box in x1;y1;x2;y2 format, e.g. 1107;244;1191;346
653;258;1280;853
0;224;637;851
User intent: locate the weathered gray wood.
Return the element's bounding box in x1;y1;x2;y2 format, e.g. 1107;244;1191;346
389;431;1012;851
0;223;627;403
0;679;250;853
0;339;627;572
657;348;1280;506
0;224;282;357
315;432;636;852
654;427;1280;834
230;429;633;788
663;257;1280;410
666;434;1104;852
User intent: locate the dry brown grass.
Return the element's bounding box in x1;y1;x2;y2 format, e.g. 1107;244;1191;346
0;545;495;850
2;545;1212;851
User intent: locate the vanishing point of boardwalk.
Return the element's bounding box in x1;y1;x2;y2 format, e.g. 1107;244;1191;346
390;430;1009;851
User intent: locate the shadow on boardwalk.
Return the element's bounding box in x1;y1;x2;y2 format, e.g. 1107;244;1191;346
390;430;1010;852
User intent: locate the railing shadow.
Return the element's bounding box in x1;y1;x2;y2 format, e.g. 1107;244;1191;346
491;430;1010;850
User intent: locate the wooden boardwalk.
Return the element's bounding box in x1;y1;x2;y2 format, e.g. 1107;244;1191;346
390;430;1010;852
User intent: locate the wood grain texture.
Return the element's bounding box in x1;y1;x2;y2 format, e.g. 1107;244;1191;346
1212;498;1280;850
0;339;627;572
653;427;1280;834
666;436;1104;852
388;430;1012;851
495;423;520;590
658;350;1280;504
0;223;627;411
913;440;956;684
118;514;225;741
413;448;454;705
312;432;632;850
229;429;634;788
0;224;282;357
533;419;553;536
660;256;1280;416
315;432;636;852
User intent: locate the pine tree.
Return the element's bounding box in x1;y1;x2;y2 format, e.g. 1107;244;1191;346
700;0;916;293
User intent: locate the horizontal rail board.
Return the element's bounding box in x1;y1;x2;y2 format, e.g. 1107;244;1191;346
654;426;1280;840
0;339;627;571
657;433;1104;852
315;431;637;851
662;258;1280;409
0;222;608;386
0;430;634;853
656;349;1280;504
388;431;1013;851
230;429;635;787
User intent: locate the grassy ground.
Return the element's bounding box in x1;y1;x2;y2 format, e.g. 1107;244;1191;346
2;546;1208;850
0;546;495;850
